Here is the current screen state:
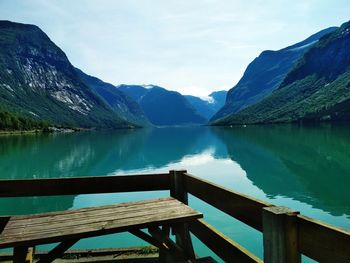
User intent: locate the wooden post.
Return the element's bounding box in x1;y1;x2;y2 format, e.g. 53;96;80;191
170;170;188;204
263;206;300;263
169;170;195;260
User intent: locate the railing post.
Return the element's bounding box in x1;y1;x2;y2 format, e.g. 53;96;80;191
169;170;195;260
170;170;188;204
263;206;300;263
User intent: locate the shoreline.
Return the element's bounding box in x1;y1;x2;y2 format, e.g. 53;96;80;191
0;129;43;136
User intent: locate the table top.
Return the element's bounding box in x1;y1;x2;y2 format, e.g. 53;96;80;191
0;197;202;248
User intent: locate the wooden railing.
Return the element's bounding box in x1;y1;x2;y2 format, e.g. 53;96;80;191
0;170;349;263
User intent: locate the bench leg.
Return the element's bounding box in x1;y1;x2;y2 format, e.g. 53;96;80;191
173;222;196;260
37;239;78;263
13;246;29;263
149;226;186;262
159;226;172;263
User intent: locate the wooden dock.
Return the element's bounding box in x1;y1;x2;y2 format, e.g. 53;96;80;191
0;170;349;263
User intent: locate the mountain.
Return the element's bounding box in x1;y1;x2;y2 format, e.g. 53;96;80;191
0;21;137;128
75;69;150;126
185;90;227;120
211;27;337;121
118;85;207;126
214;21;350;125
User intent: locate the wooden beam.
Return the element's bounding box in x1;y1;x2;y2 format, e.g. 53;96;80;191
159;225;171;263
37;239;78;263
189;219;262;263
298;215;350;263
184;173;272;231
0;173;170;197
262;206;300;263
129;229;165;249
148;226;186;261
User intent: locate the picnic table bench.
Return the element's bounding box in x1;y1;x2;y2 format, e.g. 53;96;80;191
0;197;203;263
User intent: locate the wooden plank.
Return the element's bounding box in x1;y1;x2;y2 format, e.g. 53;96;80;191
262;206;300;263
298;215;350;263
5;198;180;229
189;219;262;263
37;239;78;263
2;202;199;238
0;198;202;248
0;173;170;197
2;202;193;237
184;173;272;231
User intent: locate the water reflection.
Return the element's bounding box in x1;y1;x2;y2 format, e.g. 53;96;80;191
214;125;350;217
0;125;349;220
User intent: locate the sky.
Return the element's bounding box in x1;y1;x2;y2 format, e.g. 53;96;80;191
0;0;349;96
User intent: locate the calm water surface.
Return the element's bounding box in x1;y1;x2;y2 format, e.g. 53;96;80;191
0;125;349;262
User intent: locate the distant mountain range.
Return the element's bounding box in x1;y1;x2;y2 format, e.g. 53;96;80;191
2;19;350;129
214;21;350;125
118;85;207;126
0;20;143;128
212;26;337;121
0;20;226;129
75;69;150;126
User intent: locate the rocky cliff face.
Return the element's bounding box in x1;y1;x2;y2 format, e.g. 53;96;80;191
0;21;137;128
76;68;150;126
212;27;337;121
213;21;350;125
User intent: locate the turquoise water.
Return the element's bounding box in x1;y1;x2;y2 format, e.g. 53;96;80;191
0;125;349;262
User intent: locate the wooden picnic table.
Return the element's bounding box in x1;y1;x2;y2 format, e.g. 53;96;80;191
0;197;203;263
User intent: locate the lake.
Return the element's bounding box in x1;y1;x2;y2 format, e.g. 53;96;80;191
0;125;349;262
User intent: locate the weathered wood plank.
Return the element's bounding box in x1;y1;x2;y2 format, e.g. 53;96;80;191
2;203;194;237
5;198;180;229
298;215;350;263
0;198;202;248
184;173;272;231
262;206;300;263
189;219;262;263
0;173;170;197
2;207;199;239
